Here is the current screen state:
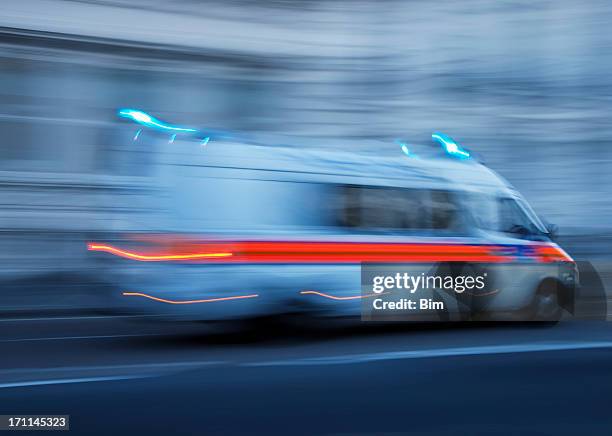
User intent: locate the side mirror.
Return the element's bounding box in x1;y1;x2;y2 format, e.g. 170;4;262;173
546;223;559;241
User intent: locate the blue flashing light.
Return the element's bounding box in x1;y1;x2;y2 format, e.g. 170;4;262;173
432;132;470;159
116;108;248;151
395;139;415;158
118;108;197;134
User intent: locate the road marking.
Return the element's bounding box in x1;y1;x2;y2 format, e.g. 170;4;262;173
0;314;165;323
0;333;163;343
0;375;148;389
244;341;612;367
0;360;226;376
0;361;226;389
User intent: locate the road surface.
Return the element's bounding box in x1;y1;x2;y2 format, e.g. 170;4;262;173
0;313;611;435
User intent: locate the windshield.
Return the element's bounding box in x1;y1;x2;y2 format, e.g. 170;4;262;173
465;193;547;239
515;196;548;233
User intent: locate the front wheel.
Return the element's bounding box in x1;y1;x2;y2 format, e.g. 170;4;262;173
527;280;563;322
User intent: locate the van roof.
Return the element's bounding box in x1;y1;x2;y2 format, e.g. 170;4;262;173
168;138;515;195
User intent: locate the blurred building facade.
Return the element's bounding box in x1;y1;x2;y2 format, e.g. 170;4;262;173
1;0;612;282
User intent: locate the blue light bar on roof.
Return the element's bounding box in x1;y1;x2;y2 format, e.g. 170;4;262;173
117;108;242;149
118;108;198;133
431;132;471;159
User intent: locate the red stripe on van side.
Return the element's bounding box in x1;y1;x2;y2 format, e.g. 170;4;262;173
88;240;514;263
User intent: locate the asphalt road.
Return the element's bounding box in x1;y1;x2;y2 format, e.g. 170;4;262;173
1;314;612;435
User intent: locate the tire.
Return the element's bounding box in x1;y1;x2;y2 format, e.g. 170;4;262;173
527;280;563;322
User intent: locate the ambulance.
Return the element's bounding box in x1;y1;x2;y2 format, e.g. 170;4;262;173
87;111;577;322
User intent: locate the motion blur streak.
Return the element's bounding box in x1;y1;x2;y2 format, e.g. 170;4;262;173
117;109;197;133
0;375;148;389
87;243;233;261
87;240;509;263
246;341;612;367
299;290;377;300
465;289;500;297
535;245;575;263
121;292;259;305
432;132;471;159
87;240;573;263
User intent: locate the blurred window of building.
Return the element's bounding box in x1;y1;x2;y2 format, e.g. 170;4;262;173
0;58;117;175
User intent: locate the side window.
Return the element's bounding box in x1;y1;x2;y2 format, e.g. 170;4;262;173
339;185;458;231
430;190;458;229
464;193;497;230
